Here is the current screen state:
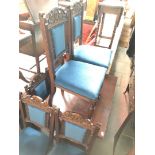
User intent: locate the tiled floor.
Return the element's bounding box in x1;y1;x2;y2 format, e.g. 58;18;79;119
89;46;134;155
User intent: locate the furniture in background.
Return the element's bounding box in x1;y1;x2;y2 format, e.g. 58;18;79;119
19;0;58;73
95;1;124;49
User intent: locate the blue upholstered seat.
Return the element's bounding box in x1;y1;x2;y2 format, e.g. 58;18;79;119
19;127;50;155
74;45;112;68
35;80;49;100
55;60;106;100
47;142;85;155
64;122;86;143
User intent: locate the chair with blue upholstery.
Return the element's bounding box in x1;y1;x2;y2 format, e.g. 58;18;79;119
24;71;52;105
39;7;107;117
61;1;113;69
48;111;100;155
19;91;56;155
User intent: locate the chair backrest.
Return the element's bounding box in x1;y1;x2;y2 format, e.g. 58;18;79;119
24;71;50;101
95;2;124;49
20;92;56;139
39;7;70;93
55;111;100;152
71;1;83;43
58;1;84;55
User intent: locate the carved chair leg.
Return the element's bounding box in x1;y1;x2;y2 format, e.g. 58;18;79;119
88;103;96;119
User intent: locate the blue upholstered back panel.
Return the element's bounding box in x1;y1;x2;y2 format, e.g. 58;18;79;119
28;105;46;127
34;80;48;100
64;122;86;143
73;15;82;40
50;24;66;58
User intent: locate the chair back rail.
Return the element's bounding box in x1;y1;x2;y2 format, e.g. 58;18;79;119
55;111;100;152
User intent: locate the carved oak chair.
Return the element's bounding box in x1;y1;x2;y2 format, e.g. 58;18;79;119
64;1;113;69
95;1;124;49
19;92;56;155
39;7;107;117
49;111;100;155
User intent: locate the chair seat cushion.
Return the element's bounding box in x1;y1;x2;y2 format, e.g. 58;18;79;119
55;60;106;100
19;127;49;155
48;142;85;155
74;45;112;68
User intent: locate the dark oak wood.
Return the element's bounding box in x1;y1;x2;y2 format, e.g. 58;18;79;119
55;110;100;153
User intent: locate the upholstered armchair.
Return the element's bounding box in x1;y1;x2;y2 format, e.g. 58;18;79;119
19;92;56;155
48;111;100;155
39;7;107;117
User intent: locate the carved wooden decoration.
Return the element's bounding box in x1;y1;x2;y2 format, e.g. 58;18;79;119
72;1;83;16
21;94;49;107
24;73;47;95
61;111;94;129
40;7;69;28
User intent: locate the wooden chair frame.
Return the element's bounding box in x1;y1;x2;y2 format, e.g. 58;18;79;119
61;1;84;53
55;111;100;154
95;3;124;49
20;92;56;148
24;70;52;105
39;7;101;118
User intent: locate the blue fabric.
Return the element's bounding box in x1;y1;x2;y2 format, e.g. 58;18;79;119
28;105;45;127
34;80;48;100
19;127;49;155
48;142;85;155
73;15;82;40
51;24;66;57
74;45;112;68
55;60;106;100
64;122;86;142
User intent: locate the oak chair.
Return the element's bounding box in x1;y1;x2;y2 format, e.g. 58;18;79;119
19;92;56;155
64;1;113;69
50;111;100;155
39;7;107;117
95;1;124;49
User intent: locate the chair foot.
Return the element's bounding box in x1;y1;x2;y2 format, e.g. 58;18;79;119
61;90;64;96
